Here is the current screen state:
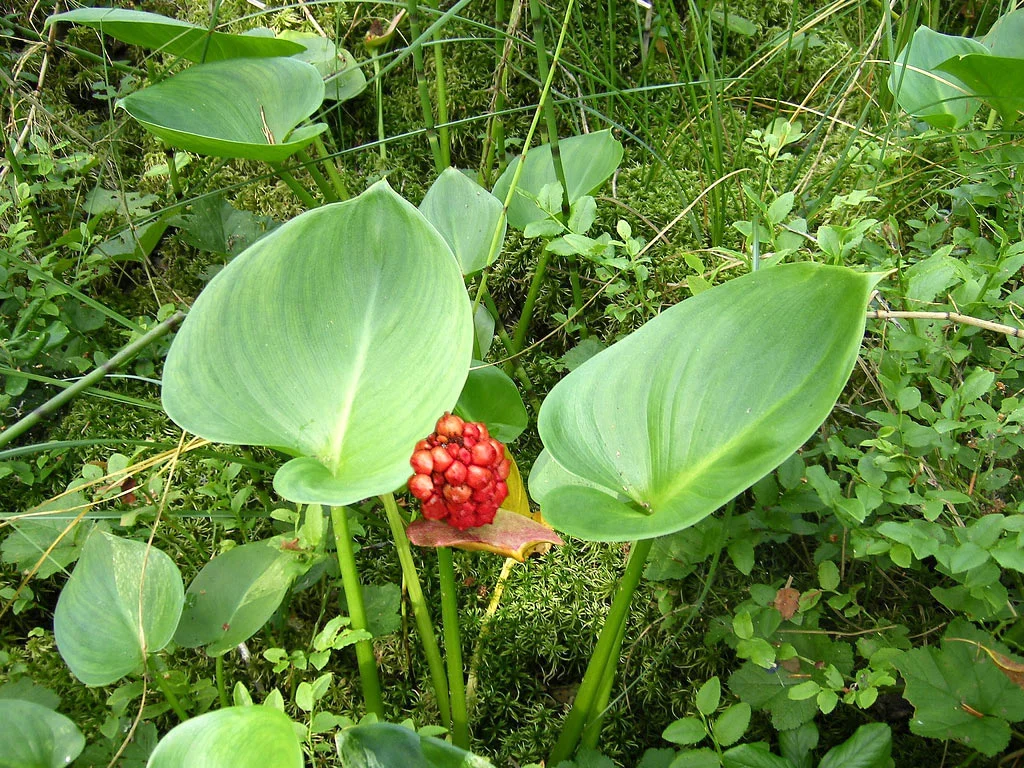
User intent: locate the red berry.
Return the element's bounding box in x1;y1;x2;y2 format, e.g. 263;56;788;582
431;446;454;472
463;423;480;441
466;465;492;490
408;474;434;500
495;459;511;480
436;412;464;438
422;497;447;520
445;461;468;486
410;449;433;475
470;441;497;466
494;481;509;504
443;484;472;504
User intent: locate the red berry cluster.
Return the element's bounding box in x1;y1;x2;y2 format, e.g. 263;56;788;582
408;413;510;530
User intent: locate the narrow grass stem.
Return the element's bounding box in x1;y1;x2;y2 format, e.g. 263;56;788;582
437;547;469;748
380;493;452;727
268;162;320;208
296;149;339;203
150;657;190;722
215;654;229;708
0;312;183;450
164;148;183;199
548;538;654;766
329;505;385;718
528;0;571;217
313;137;350;200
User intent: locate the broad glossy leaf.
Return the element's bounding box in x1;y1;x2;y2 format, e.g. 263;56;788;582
984;9;1024;58
336;722;494;767
280;30;367;102
492;131;623;230
54;530;184;686
534;263;878;541
454;363;528;443
937;54;1024;125
162;181;473;506
888;26;986;129
174;542;307;655
0;699;84;768
420;168;505;275
147;706;302;768
118;58;326;162
45;9;304;63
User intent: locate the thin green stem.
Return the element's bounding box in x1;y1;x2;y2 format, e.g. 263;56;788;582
380;493;452;726
329;506;385;718
296;149;339;203
268;162;320;209
164;148;183;199
405;0;445;172
150;657;190;722
437;547;469;748
511;249;552;355
313;137;350;200
0;312;183;450
579;617;627;751
425;0;451;167
372;54;388;161
528;0;570;217
548;538;654;766
215;654;229;708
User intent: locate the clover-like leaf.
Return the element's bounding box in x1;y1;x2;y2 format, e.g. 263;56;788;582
162;181;473;506
118;57;327;161
533;263;879;541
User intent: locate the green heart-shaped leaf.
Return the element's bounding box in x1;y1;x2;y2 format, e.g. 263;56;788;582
45;9;304;63
336;722;494;767
420;168;506;275
0;699;84;768
54;530;184;686
162;181;473;506
492;130;623;230
937;54;1024;126
533;263;879;542
174;542;307;656
118;57;326;161
888;26;987;129
147;706;303;768
454;363;528;443
280;30;367;103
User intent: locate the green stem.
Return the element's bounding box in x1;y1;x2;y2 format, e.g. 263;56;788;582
380;493;452;726
528;0;570;217
297;149;339;203
569;262;586;338
511;249;552;355
437;547;469;748
268;162;320;208
405;0;445;172
579;617;627;751
329;506;385;718
313;137;350;200
0;312;183;450
548;538;654;766
150;657;190;722
164;148;183;199
371;54;388;161
215;654;229;708
425;0;451;167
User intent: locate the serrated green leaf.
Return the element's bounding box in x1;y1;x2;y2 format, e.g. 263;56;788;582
696;677;722;716
662;716;707;746
817;723;892;768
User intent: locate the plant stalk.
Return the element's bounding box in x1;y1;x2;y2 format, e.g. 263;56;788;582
380;493;452;726
329;505;385;718
215;654;229;708
548;538;654;765
0;312;184;450
437;547;469;748
296;149;339;203
313;136;350;200
268;162;320;208
405;0;445;172
424;0;452;167
150;656;190;722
